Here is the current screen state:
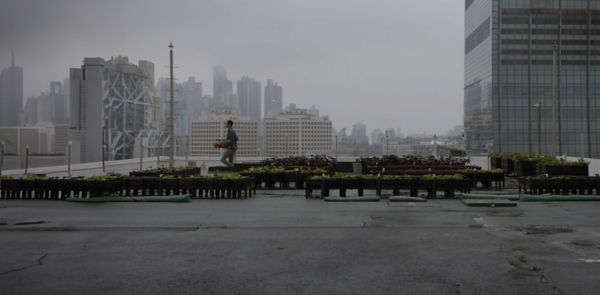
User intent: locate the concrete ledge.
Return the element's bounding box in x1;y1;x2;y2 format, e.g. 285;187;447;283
459;193;519;201
519;195;600;202
389;196;427;202
324;196;380;202
461;199;517;207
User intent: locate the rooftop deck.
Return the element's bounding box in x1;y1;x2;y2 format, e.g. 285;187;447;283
1;193;600;294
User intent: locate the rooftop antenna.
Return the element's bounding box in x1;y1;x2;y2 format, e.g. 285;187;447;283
11;48;15;67
168;42;175;169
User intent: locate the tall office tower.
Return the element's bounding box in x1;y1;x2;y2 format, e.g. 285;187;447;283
465;0;600;157
49;81;68;124
213;65;233;107
69;56;155;162
156;77;172;131
156;77;202;135
34;82;68;125
23;97;38;126
180;77;203;134
264;79;283;118
309;105;320;118
138;60;164;131
370;128;385;145
237;76;262;122
0;50;23;126
62;78;70;123
351;122;369;145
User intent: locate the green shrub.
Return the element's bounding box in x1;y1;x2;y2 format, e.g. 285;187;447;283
86;175;114;181
25;174;47;180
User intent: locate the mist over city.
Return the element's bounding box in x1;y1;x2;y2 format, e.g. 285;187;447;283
0;0;463;136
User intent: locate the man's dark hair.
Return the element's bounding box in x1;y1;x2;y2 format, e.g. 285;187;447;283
227;120;233;126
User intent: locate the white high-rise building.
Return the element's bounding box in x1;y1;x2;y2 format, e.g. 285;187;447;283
265;109;333;157
191;114;259;157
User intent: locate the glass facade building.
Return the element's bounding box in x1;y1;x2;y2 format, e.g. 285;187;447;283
465;0;600;157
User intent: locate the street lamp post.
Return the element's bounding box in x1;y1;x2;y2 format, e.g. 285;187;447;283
551;45;561;156
0;141;4;177
385;133;390;156
335;135;338;159
102;144;106;173
67;141;72;178
168;42;175;169
157;144;161;168
433;134;438;158
533;102;541;155
24;145;30;176
580;133;585;158
185;135;189;163
139;138;143;171
102;127;107;173
0;141;4;197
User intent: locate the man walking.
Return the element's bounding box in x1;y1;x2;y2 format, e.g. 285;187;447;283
221;120;238;167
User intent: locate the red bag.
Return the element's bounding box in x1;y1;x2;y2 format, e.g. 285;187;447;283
213;140;229;149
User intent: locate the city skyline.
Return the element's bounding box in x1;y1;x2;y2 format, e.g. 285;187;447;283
0;0;464;135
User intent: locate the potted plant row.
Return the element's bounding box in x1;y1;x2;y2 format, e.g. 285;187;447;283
0;174;256;200
305;173;469;199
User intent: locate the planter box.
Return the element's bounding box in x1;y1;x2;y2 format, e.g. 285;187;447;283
520;176;600;195
490;157;503;170
501;158;514;174
536;164;588;176
514;160;537;177
130;167;202;177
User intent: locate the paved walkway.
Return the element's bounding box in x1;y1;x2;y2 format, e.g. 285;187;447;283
1;194;600;294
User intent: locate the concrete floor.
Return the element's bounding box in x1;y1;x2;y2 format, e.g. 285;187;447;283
1;193;600;294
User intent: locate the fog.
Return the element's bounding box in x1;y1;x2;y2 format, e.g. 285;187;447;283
0;0;464;135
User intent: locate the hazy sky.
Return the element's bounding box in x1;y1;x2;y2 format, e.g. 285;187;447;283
0;0;464;135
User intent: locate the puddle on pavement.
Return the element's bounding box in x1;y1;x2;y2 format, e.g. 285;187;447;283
515;225;575;235
578;258;600;263
571;240;596;247
485;211;524;217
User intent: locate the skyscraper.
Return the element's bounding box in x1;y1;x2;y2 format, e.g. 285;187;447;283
31;82;68;125
264;79;283;118
156;76;203;135
213;65;233;107
371;128;385;145
24;96;38;126
0;50;23;126
465;0;600;157
70;56;155;162
180;77;203;134
351;122;369;145
237;76;262;122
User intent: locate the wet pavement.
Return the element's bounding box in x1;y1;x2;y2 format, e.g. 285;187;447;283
1;192;600;294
